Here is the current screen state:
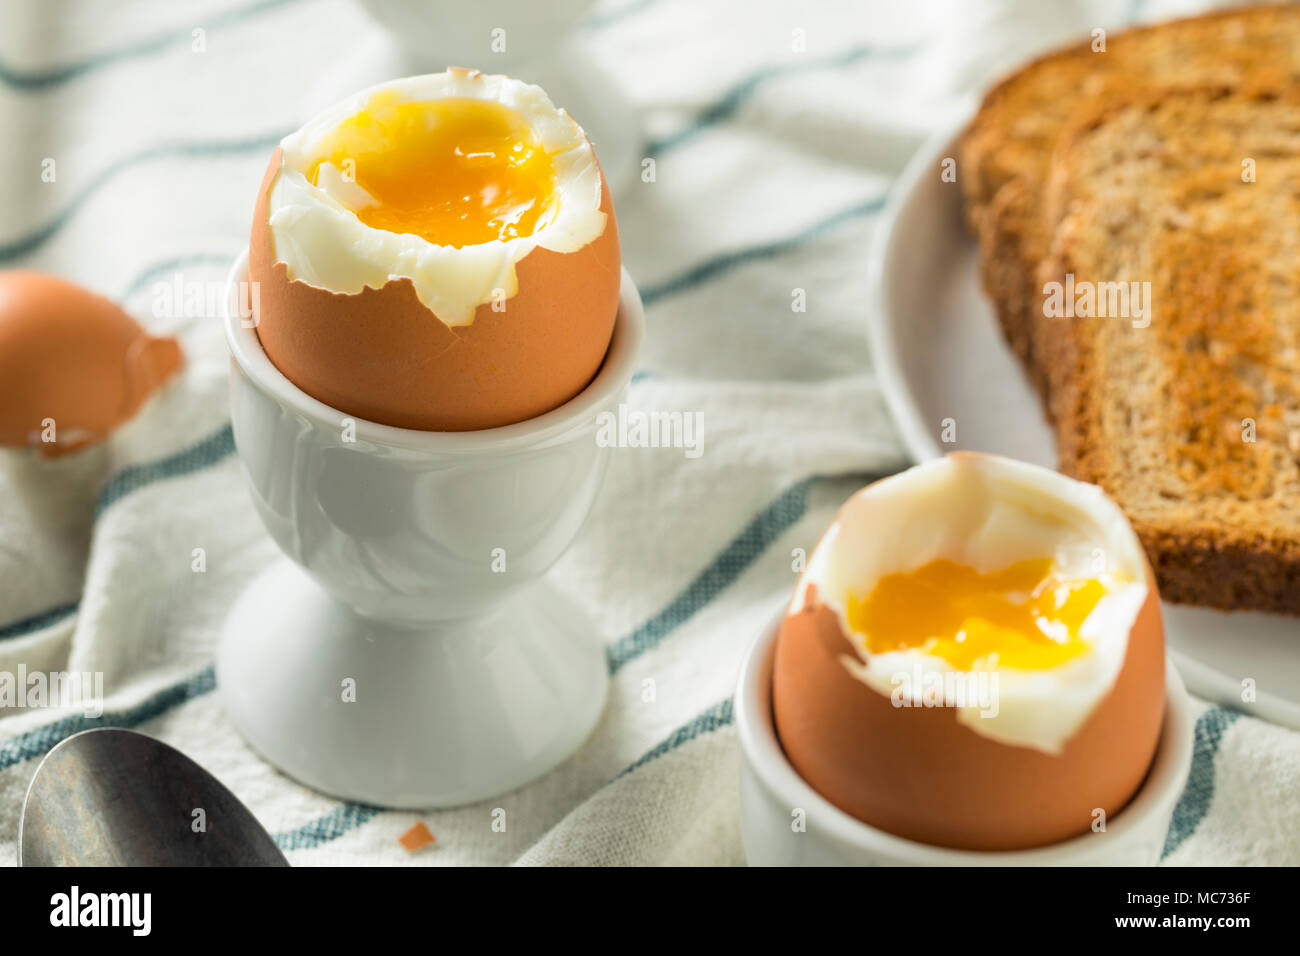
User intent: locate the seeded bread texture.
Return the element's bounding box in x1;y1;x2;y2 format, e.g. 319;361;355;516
960;3;1299;412
1041;86;1300;613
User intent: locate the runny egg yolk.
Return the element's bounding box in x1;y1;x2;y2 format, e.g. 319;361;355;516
308;94;558;248
846;558;1110;671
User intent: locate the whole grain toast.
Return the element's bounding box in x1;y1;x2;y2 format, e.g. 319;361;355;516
959;4;1300;613
960;3;1299;407
1041;85;1300;613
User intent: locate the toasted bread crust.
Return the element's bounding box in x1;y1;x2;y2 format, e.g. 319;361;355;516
1133;523;1300;613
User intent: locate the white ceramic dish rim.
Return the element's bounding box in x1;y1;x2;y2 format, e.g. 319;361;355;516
735;609;1196;865
864;114;967;464
223;249;644;454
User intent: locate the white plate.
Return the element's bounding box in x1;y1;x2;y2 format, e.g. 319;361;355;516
866;120;1300;730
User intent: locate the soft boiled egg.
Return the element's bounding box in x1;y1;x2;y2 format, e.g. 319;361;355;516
248;68;620;431
773;452;1166;851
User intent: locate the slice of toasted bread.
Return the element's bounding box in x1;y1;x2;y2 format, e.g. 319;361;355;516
1040;85;1300;613
960;4;1300;410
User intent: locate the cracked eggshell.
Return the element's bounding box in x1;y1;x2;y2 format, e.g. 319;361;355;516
0;271;182;457
247;146;621;432
772;455;1166;852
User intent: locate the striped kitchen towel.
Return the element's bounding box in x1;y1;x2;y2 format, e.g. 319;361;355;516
0;0;1295;865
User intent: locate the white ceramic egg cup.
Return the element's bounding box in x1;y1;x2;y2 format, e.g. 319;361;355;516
217;250;643;808
736;612;1196;866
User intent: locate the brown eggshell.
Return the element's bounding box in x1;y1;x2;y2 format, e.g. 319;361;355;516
0;271;183;458
248;146;621;431
773;560;1166;852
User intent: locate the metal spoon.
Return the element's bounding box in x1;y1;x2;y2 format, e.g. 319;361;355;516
18;727;288;866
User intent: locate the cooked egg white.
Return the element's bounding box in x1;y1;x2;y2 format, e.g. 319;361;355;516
264;69;607;326
791;453;1149;754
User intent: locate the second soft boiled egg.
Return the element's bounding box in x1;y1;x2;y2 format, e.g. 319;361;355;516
248;69;621;431
773;453;1166;852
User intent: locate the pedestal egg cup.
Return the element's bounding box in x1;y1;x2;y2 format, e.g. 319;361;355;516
217;250;643;808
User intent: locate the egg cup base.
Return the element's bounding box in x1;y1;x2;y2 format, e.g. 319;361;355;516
217;558;609;809
736;610;1196;866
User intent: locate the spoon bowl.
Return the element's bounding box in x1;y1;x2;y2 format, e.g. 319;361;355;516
19;727;288;866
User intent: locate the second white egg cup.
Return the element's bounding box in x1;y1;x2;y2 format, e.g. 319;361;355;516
217;250;642;808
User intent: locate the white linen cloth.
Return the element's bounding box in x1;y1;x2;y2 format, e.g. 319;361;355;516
0;0;1295;865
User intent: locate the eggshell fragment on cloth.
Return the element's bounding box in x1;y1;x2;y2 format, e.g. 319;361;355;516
0;271;183;458
397;821;437;853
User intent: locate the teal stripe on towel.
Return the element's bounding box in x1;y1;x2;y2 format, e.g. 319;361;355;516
276;803;385;852
0;601;79;641
581;0;660;32
617;697;735;779
0;133;288;263
646;43;923;157
639;196;884;307
0;665;215;772
285;697;742;852
0;0;301;90
0;0;657;90
0;424;237;641
605;477;815;672
97;424;236;515
277;697;739;855
1161;706;1243;859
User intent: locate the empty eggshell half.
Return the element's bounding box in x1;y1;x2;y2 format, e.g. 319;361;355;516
773;453;1166;852
0;271;183;458
248;70;622;432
